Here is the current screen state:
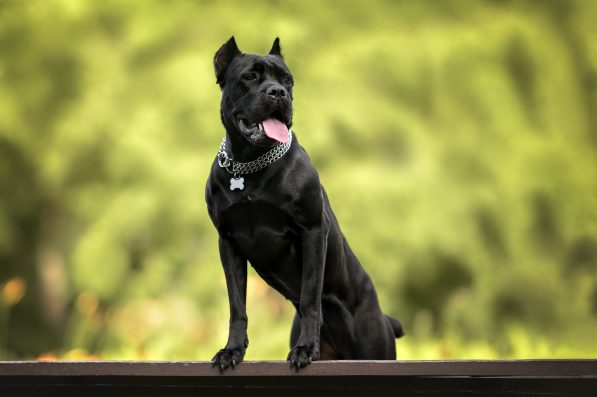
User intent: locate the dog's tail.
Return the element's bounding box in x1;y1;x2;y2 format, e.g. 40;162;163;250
385;315;405;338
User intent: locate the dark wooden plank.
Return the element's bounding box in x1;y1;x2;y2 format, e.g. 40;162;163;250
1;359;596;377
1;360;596;396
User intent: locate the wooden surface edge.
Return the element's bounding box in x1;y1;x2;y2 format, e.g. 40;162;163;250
1;359;596;378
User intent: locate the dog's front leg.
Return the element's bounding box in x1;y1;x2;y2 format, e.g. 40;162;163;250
288;212;330;369
212;237;248;371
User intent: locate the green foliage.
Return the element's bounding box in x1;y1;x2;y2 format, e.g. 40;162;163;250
1;0;596;360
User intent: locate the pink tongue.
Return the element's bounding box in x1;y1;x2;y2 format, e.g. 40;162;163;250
261;118;289;143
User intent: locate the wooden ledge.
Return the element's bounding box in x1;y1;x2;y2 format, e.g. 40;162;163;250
1;360;596;396
1;359;596;377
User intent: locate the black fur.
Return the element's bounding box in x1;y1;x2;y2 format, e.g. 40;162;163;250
206;37;403;371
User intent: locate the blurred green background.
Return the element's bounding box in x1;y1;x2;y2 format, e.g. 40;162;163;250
1;0;596;361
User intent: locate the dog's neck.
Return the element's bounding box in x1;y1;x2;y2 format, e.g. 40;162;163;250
224;128;274;162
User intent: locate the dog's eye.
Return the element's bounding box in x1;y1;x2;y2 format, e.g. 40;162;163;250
283;76;293;86
243;72;257;81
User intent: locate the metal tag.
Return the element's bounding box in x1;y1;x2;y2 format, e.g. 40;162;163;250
230;177;244;191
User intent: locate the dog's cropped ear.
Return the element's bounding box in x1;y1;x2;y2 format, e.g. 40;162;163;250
269;37;283;58
214;36;241;86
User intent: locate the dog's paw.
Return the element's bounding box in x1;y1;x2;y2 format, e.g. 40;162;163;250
211;347;244;372
287;344;317;370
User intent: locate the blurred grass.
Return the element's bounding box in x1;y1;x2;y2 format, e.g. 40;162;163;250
0;0;596;360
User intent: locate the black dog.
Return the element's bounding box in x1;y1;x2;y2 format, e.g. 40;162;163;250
205;37;403;371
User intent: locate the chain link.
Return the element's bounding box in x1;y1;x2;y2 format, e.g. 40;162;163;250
217;131;293;175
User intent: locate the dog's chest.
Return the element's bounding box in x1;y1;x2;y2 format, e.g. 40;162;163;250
219;198;300;263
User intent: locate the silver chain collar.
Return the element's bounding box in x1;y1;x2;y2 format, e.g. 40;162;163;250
217;131;293;176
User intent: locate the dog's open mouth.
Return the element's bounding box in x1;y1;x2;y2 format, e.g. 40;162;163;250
237;113;289;143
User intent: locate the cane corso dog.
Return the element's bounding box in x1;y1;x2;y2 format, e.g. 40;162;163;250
205;37;403;371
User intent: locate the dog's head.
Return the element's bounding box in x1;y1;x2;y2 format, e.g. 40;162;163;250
214;37;293;148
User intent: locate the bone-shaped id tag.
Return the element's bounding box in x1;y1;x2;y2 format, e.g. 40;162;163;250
230;177;244;191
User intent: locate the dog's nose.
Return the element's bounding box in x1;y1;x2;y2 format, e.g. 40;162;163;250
266;86;287;99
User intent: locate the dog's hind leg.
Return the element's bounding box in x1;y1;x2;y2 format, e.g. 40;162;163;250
319;296;359;359
354;301;397;360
